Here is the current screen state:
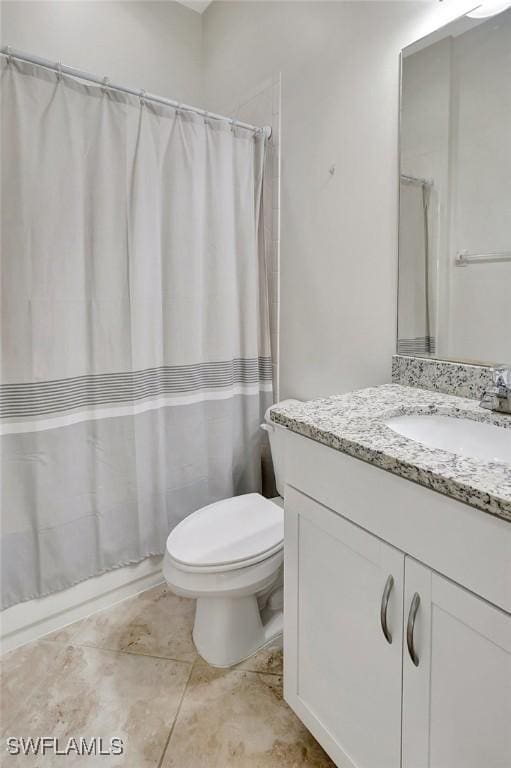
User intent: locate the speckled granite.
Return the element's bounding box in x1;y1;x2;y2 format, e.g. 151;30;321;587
392;355;495;400
270;384;511;523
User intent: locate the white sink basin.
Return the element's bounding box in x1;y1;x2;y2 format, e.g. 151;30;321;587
385;414;511;464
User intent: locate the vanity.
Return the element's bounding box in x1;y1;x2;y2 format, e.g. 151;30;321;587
271;379;511;768
272;8;511;765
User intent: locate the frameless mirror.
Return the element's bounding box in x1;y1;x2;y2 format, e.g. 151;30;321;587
397;7;511;365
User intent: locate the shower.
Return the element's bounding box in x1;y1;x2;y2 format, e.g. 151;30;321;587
0;48;274;609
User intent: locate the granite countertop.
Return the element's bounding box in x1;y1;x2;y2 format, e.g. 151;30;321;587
270;384;511;523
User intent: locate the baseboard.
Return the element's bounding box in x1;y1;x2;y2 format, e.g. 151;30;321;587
0;556;164;655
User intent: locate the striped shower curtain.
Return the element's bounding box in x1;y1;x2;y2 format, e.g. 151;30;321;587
0;58;272;608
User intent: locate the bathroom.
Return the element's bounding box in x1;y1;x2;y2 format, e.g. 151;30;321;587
0;0;510;765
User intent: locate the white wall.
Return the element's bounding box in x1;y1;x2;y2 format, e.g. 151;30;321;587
228;75;282;400
1;0;203;104
202;0;478;400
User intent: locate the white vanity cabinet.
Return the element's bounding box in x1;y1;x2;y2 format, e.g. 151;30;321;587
402;559;511;768
283;433;511;768
284;486;404;768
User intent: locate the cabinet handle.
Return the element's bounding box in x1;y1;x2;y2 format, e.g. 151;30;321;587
380;574;394;644
406;592;421;667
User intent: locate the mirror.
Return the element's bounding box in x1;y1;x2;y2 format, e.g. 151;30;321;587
397;7;511;365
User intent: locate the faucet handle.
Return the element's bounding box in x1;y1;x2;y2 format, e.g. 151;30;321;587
493;365;511;392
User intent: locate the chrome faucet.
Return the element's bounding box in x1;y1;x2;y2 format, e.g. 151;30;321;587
480;366;511;415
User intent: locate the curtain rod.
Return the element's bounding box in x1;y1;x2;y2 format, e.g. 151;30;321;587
455;250;511;267
1;46;272;139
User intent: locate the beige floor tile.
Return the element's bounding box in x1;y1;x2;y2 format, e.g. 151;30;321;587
3;644;191;767
3;587;330;767
160;664;335;767
0;640;67;735
52;585;197;663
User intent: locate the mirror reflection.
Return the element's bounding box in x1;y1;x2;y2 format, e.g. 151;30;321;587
398;8;511;364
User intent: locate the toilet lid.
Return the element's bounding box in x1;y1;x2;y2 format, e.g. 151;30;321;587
166;493;284;569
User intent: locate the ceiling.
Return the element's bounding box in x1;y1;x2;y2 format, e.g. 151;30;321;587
175;0;213;13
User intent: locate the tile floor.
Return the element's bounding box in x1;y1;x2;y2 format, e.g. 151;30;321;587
1;584;335;767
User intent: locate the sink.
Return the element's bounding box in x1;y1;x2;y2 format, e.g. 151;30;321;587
385;414;511;464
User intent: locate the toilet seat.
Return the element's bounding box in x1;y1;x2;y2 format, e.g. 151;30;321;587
166;493;284;573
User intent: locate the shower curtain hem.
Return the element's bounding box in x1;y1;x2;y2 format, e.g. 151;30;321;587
1;549;165;611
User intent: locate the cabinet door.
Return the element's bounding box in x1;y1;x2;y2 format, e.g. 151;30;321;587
284;486;404;768
402;557;511;768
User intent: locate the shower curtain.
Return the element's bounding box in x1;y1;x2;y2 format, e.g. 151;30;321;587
0;58;272;608
397;179;436;355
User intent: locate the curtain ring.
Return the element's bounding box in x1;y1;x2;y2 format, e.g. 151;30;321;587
101;76;110;95
204;111;210;126
230;118;237;134
139;88;146;106
6;45;12;65
56;60;62;82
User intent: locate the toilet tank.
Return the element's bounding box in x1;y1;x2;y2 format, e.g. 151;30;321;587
262;399;301;498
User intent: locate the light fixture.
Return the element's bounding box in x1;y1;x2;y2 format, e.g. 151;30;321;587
467;1;511;18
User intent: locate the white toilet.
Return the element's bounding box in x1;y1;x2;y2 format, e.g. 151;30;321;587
163;400;297;667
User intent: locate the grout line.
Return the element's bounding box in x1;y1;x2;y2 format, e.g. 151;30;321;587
13;633;284;676
40;636;199;666
224;666;283;678
39;633;283;675
156;659;196;768
194;653;284;678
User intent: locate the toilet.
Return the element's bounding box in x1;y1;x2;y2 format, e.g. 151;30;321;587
163;400;298;667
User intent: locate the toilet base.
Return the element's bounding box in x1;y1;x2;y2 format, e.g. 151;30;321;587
193;594;283;668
